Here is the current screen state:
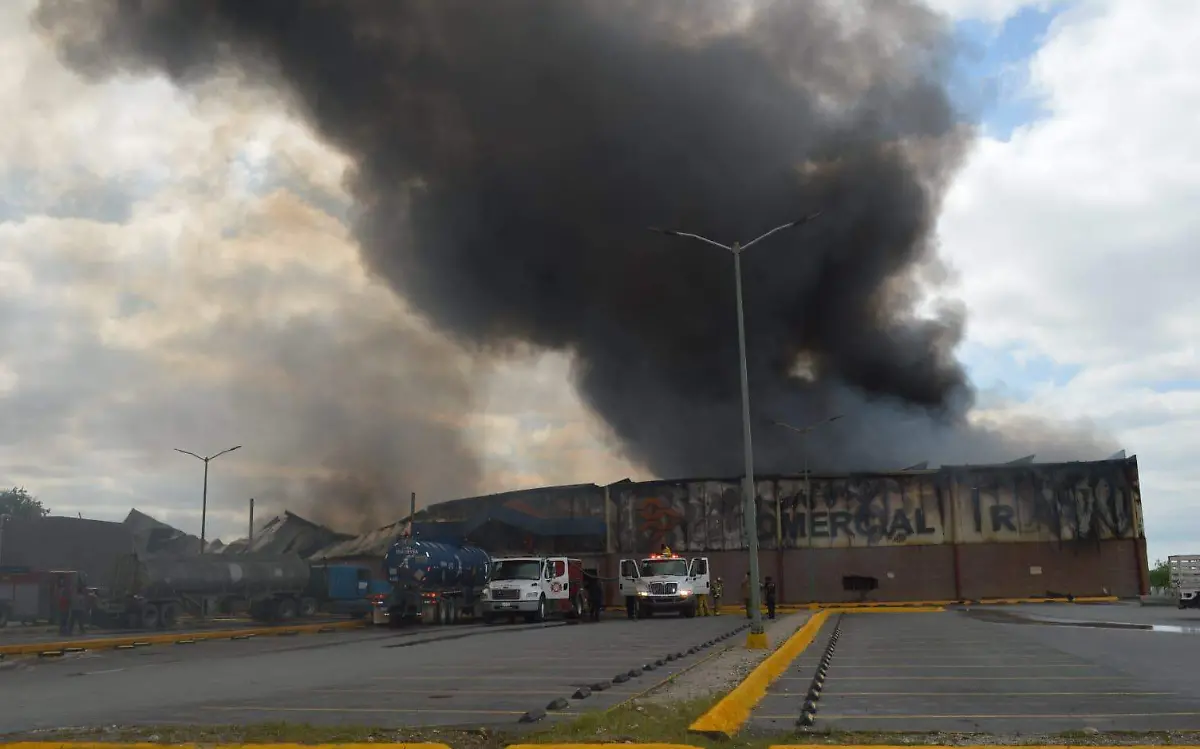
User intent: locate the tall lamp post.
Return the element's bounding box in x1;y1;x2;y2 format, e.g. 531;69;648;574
650;213;821;649
770;415;843;603
174;445;242;555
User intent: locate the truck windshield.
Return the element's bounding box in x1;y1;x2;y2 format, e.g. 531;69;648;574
640;559;688;577
491;560;542;580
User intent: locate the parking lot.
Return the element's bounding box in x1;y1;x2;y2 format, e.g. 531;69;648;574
749;605;1200;733
0;616;747;732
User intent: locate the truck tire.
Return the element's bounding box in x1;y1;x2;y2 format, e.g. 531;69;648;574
682;600;697;618
528;595;547;623
274;597;299;622
159;603;179;629
300;597;318;618
140;603;160;630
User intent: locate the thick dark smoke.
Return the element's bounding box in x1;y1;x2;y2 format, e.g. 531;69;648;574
34;0;1115;491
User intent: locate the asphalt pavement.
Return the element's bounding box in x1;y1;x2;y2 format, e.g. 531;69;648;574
749;604;1200;733
0;615;746;732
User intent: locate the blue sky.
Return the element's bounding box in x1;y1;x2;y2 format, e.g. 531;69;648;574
951;4;1061;141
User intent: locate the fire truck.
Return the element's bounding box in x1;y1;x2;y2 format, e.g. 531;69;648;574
618;551;710;618
479;556;584;624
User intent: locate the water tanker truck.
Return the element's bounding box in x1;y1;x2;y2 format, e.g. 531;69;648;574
383;538;491;625
93;552;314;629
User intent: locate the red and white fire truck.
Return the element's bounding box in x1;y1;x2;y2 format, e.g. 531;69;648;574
618;551;710;618
479;555;584;624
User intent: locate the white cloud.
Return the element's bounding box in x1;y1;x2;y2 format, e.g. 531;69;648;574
939;0;1200;561
0;0;643;539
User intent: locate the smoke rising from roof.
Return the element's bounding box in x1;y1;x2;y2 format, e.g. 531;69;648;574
32;0;1115;508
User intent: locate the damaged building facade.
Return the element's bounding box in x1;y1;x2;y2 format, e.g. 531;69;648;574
1;456;1149;604
400;455;1147;602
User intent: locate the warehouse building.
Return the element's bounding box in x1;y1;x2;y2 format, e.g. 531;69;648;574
379;454;1147;603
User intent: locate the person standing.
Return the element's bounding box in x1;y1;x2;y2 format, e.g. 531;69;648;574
68;581;89;635
586;572;603;622
764;575;778;620
711;576;723;616
56;579;71;636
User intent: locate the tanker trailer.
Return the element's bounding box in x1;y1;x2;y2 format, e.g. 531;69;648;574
383;539;490;626
96;552;313;629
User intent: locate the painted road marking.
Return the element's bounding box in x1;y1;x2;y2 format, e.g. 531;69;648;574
816;663;1098;669
202;705;529;716
315;688;579;696
778;675;1123;680
689;611;828;737
823;691;1177;696
372;674;615;682
0;620;365;656
787;711;1200;720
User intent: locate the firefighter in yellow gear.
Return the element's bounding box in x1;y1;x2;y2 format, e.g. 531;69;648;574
711;576;724;615
697;589;712;616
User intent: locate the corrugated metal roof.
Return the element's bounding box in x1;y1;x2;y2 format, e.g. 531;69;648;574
310;518;408;561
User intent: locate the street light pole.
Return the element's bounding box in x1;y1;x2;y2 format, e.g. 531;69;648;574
650;213;821;650
174;445;242;555
770;415;843;604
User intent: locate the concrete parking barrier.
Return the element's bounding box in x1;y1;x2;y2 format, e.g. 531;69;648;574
518;707;547;723
689;610;830;738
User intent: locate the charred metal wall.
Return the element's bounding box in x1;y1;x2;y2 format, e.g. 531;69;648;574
330;456;1147;603
611;457;1143;552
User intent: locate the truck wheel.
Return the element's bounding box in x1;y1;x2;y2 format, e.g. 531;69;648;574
482;613;495;625
140;604;160;630
274;597;299;622
683;600;697;618
528;595;547;623
300;597;318;618
159;603;179;629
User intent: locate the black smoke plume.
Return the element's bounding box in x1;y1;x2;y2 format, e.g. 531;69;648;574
33;0;1114;491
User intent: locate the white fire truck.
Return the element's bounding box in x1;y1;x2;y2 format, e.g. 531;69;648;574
479;555;585;624
1169;555;1200;608
618;551;710;618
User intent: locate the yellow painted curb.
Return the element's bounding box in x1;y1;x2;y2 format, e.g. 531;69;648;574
0;620;365;657
509;745;699;749
770;746;1200;749
3;745;449;749
689;610;830;737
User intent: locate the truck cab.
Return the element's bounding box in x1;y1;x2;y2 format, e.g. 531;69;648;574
618;552;710;618
480;556;583;623
1169;555;1200;608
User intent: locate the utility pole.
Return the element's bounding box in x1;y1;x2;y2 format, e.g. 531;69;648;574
174;445;242;554
771;415;844;603
650;213;821;649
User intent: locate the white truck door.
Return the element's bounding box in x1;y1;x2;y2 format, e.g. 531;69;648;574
546;557;571;603
618;559;640;597
690;557;711;595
